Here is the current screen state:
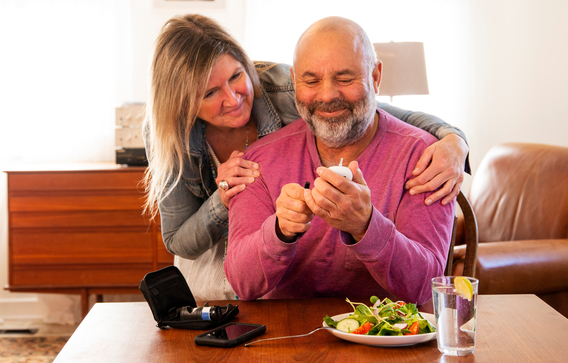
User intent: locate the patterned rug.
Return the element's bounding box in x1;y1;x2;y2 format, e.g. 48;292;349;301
0;336;69;363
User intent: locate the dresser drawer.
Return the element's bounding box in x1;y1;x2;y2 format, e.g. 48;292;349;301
7;169;146;192
10;229;153;265
9;210;152;228
8;190;146;212
10;263;153;287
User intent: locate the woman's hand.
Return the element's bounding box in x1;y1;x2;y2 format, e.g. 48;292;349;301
404;134;469;206
216;150;260;209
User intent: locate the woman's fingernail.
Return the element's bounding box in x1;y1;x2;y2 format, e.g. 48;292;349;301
248;177;254;183
409;189;416;196
316;167;323;175
425;199;432;205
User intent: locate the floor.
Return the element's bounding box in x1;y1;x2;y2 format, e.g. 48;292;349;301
0;320;77;363
0;294;144;362
0;320;78;338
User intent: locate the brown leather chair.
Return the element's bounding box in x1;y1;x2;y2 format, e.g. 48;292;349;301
452;143;568;317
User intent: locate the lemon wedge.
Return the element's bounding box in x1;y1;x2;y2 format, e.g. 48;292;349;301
454;276;474;300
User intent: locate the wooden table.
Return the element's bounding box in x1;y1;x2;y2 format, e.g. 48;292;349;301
54;295;568;362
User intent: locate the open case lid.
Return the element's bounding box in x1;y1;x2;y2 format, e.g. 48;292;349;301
140;265;197;324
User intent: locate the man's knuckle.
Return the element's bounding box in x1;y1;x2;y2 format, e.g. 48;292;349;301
415;176;428;185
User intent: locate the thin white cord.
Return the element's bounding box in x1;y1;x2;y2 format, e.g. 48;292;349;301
244;327;336;347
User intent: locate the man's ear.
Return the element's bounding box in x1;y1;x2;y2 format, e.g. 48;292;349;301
372;61;382;94
290;66;296;88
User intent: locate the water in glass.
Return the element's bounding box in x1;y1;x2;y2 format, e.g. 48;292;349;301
432;276;478;356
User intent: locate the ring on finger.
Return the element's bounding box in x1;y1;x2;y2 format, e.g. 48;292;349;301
219;180;229;191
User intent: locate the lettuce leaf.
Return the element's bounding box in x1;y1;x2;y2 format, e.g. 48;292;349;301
378;325;403;336
323;315;338;328
399;303;419;316
350;302;378;325
378;306;395;318
418;317;436;333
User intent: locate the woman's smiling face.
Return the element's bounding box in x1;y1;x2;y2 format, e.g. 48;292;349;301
197;54;254;129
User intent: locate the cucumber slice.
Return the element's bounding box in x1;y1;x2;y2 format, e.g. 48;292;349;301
336;318;360;333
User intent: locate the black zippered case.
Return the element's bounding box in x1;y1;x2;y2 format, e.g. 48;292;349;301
139;265;239;330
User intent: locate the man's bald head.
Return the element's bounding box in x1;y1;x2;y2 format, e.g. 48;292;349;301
293;17;377;73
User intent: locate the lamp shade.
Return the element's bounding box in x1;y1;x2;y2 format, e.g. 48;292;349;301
373;41;429;98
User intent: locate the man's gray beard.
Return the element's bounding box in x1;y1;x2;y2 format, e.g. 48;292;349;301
295;91;376;149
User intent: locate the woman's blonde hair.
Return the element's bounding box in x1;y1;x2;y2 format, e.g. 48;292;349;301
143;14;261;218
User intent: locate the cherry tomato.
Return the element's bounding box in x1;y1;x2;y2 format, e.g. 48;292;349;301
352;321;372;335
403;321;420;335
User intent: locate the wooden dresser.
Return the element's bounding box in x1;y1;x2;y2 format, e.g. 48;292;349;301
4;163;174;317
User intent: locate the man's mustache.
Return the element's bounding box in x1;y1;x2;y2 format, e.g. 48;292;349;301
307;99;355;114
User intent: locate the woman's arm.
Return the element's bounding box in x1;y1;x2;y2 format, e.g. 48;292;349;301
378;102;467;143
159;179;228;259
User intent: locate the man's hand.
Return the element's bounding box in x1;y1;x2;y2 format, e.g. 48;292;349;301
304;161;372;242
404;134;468;206
275;183;314;242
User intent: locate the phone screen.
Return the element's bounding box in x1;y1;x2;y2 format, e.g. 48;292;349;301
208;324;260;341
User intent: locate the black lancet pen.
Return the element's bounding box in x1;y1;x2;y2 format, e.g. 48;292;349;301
295;181;311;240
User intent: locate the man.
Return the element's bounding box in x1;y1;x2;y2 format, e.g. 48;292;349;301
225;17;454;305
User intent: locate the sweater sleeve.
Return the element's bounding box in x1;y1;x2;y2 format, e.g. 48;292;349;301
341;189;454;304
224;175;298;300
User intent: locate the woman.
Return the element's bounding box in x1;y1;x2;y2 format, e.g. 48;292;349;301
143;14;468;300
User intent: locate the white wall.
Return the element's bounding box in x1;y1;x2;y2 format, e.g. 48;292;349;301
467;0;568;176
0;0;247;325
2;0;568;323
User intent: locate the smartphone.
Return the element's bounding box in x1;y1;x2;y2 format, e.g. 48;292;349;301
194;322;266;348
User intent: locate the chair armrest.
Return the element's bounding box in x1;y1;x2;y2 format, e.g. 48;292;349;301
473;239;568;294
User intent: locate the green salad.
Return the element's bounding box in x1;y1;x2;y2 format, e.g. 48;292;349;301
323;296;436;336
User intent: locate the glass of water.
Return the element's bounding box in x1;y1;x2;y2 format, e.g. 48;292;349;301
431;276;479;356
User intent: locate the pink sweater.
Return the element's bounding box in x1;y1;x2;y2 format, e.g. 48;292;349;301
226;109;454;304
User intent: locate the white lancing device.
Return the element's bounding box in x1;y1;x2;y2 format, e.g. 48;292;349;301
328;158;353;181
